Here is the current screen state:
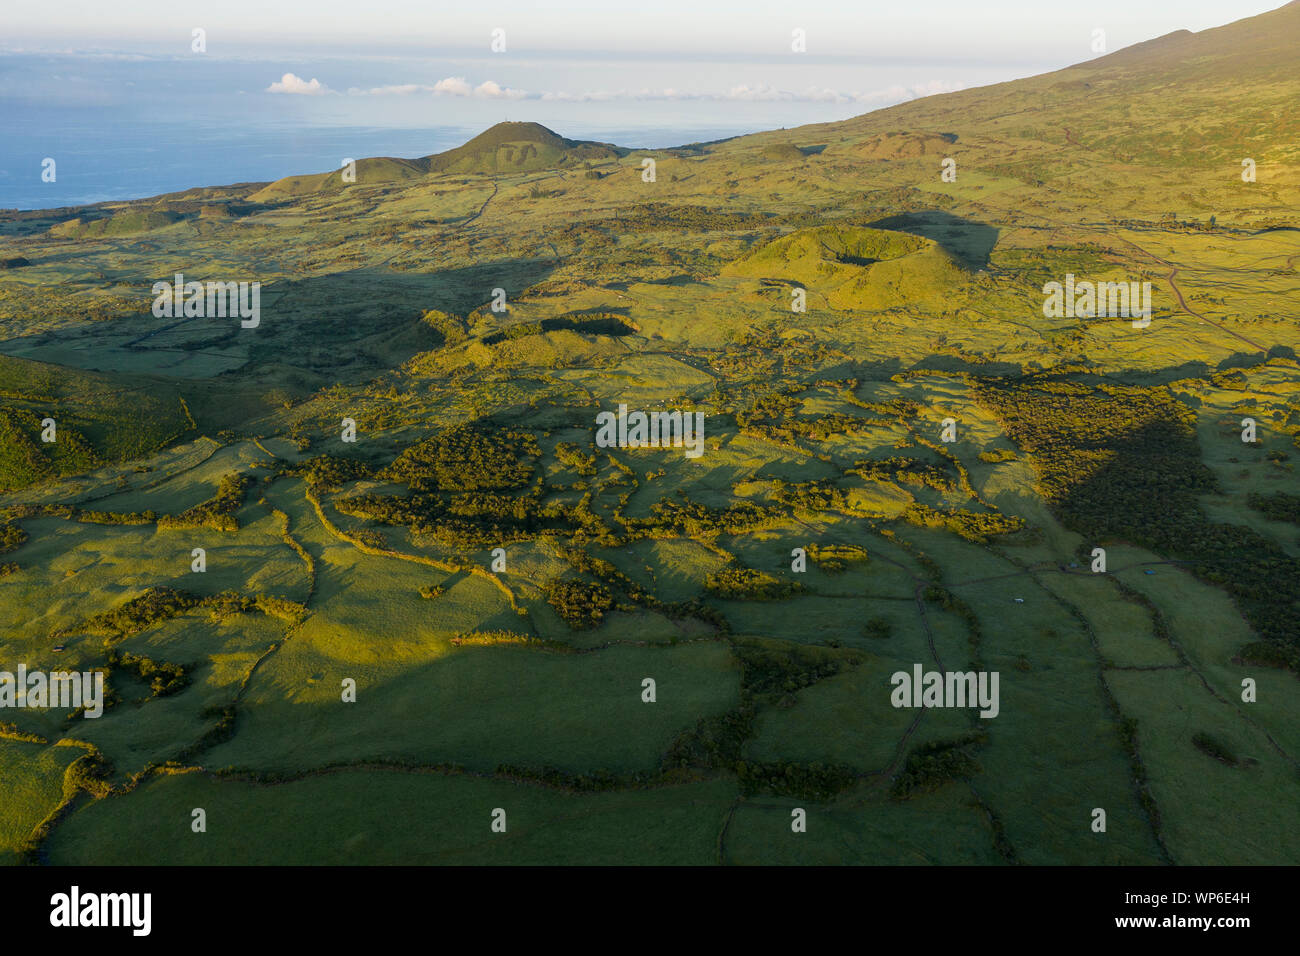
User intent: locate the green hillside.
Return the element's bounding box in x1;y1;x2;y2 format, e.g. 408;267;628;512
0;355;192;492
723;225;969;309
251;121;628;199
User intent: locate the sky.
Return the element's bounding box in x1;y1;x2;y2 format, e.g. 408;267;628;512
3;1;1287;58
0;1;1289;208
5;0;1287;130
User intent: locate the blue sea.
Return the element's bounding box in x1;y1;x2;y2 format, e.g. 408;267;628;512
1;104;768;210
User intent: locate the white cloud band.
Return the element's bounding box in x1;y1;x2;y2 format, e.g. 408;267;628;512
267;72;327;94
343;76;964;104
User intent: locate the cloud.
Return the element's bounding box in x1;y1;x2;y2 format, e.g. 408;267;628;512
350;76;528;98
343;76;964;105
431;76;472;96
719;83;843;102
267;72;326;95
708;80;964;104
473;79;527;99
906;79;966;98
356;83;430;96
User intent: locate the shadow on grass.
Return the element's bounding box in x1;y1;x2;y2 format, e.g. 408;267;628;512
869;211;999;270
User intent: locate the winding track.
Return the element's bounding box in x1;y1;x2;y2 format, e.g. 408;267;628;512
1115;237;1270;354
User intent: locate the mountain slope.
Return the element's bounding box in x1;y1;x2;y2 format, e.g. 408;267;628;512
250;121;627;199
795;0;1300;168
